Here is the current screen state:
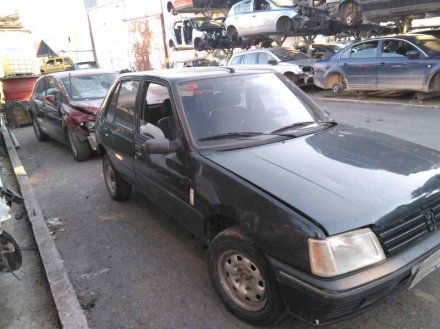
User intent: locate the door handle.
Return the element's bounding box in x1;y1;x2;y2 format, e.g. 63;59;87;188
134;145;143;157
252;14;256;17
343;63;348;66
378;62;385;66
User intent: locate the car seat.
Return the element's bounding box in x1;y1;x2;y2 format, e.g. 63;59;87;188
156;99;176;141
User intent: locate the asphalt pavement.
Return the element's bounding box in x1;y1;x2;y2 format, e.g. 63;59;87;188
10;101;440;329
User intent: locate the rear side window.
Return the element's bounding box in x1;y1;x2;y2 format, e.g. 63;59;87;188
349;41;378;59
35;78;47;96
258;52;271;64
243;53;257;64
230;55;242;65
114;80;140;131
105;82;121;122
235;1;251;13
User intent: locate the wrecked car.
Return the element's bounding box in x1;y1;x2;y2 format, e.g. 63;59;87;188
29;70;118;161
224;0;330;45
96;67;440;326
314;34;440;95
169;17;229;51
228;47;314;86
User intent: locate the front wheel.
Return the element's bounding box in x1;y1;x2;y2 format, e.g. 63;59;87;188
102;154;131;201
208;227;286;326
0;230;22;272
67;128;91;161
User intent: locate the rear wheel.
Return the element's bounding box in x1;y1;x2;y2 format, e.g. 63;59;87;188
67;128;91;161
227;26;240;46
32;115;49;141
276;16;291;35
102;154;131;201
208;227;286;326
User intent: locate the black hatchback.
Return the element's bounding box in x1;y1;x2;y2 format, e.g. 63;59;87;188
96;67;440;326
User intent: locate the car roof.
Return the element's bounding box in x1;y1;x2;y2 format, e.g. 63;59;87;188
352;34;437;43
46;69;117;79
120;67;275;82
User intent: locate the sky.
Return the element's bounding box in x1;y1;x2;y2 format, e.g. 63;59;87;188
0;0;92;52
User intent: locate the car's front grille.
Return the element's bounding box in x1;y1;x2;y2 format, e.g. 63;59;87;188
374;202;440;256
326;299;364;320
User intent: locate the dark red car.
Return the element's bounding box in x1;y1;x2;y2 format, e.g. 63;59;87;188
29;69;118;161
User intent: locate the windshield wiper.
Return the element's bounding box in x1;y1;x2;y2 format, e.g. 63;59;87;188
271;121;316;134
271;121;336;134
198;131;265;141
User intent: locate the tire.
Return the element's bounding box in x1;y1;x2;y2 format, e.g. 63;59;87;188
32;115;49;141
332;82;344;95
276;17;291;35
67;128;91;161
194;39;204;52
338;1;362;26
0;231;22;272
102;154;131;201
227;26;240;45
208;227;286;326
169;40;176;51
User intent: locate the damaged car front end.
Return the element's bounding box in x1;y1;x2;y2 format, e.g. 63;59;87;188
29;70;117;161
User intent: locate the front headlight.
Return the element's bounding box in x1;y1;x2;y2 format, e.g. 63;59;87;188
84;121;95;131
309;228;386;278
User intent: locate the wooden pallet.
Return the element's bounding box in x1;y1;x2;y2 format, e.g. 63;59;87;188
2;101;32;127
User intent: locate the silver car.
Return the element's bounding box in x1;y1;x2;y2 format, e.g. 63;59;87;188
227;47;315;86
224;0;297;41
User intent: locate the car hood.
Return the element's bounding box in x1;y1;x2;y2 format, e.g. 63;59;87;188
201;125;440;235
69;99;103;116
284;58;316;67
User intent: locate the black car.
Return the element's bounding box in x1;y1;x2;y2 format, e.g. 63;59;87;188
314;34;440;95
96;67;440;326
29;70;118;161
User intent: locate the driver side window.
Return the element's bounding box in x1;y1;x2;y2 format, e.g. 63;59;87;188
139;82;176;141
46;78;64;102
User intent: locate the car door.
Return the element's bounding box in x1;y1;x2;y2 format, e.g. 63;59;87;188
339;41;379;90
252;0;275;34
233;0;253;36
133;80;202;235
378;39;433;91
43;59;55;73
31;77;48;130
42;77;65;141
103;79;139;182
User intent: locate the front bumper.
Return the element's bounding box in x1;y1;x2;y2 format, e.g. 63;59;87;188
268;229;440;326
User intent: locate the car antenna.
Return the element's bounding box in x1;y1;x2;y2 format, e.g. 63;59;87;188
69;72;73;98
221;67;235;73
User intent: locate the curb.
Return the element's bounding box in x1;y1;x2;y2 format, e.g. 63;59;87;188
310;96;440;109
1;123;89;329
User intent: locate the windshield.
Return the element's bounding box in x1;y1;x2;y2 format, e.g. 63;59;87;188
191;18;223;29
414;37;440;56
271;48;309;61
61;73;118;101
177;73;324;148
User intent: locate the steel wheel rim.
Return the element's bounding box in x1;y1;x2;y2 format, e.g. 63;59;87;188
104;159;116;195
32;118;41;138
217;250;267;312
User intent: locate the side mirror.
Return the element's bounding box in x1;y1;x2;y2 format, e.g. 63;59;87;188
267;59;278;65
45;95;56;104
142;139;181;154
407;50;419;59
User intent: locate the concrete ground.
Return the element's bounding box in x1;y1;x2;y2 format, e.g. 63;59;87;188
10;101;440;329
0;141;59;329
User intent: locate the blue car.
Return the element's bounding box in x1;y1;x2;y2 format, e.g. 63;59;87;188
314;34;440;94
